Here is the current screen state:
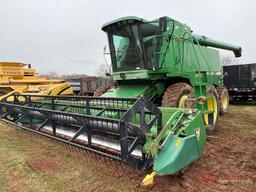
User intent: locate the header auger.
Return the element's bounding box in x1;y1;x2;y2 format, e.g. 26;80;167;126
0;16;241;185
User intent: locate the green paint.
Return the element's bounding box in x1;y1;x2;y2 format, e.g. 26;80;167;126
153;134;200;175
102;84;149;98
100;16;240;176
103;16;240;90
16;16;241;178
144;107;206;175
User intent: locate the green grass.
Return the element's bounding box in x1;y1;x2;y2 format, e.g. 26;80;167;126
219;105;256;133
0;121;138;192
0;105;255;192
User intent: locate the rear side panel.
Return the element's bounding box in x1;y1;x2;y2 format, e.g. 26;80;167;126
223;63;256;101
223;65;238;89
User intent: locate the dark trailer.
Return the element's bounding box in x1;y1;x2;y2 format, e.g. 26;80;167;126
223;63;256;102
66;77;112;96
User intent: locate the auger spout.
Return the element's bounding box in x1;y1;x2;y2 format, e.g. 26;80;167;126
192;34;242;57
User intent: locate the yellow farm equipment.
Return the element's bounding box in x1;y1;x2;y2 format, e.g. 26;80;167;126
0;62;73;101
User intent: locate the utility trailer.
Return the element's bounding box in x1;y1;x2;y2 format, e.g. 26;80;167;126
223;63;256;102
66;77;112;96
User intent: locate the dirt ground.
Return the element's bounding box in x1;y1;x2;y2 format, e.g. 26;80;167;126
0;105;255;192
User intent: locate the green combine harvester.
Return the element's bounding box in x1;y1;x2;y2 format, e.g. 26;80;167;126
0;16;241;185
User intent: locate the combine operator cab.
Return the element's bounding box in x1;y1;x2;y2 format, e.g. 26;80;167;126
103;17;168;72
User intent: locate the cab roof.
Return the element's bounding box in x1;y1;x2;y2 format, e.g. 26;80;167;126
101;16;147;32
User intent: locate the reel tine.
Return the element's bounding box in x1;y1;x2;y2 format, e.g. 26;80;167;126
68;144;74;151
83;149;89;157
78;148;83;155
104;155;109;164
94;152;101;161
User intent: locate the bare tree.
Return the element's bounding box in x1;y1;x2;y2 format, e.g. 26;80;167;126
95;63;110;77
220;54;241;66
39;71;60;79
61;74;89;80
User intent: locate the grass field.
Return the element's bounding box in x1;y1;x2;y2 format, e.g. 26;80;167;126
0;105;255;192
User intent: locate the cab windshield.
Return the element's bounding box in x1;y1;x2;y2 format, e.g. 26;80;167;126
107;22;162;72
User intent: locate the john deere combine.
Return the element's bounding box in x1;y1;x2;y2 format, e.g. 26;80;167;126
0;16;241;185
0;62;73;101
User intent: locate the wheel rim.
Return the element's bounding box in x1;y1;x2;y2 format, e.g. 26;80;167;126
178;95;188;108
222;93;229;111
204;95;218;126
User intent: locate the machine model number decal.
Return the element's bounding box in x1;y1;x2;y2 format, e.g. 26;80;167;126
195;128;200;140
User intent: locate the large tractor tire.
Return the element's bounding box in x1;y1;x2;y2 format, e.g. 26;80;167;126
93;84;112;97
217;87;229;115
204;86;220;134
161;82;194;108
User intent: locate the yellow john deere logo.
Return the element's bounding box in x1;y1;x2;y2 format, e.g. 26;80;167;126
175;138;181;148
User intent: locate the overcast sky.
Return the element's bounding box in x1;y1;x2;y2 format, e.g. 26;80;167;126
0;0;254;75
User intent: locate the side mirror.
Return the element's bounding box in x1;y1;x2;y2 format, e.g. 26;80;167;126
103;45;112;74
103;45;110;55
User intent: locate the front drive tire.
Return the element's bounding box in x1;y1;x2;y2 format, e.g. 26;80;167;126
161;82;193;108
204;86;220;134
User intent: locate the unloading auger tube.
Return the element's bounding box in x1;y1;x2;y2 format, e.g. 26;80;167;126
0;93;206;185
192;34;242;57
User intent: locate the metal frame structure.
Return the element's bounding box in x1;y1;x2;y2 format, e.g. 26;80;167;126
0;93;162;170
